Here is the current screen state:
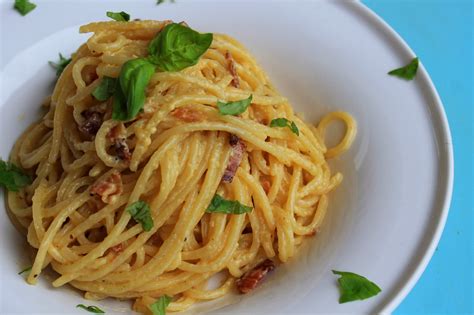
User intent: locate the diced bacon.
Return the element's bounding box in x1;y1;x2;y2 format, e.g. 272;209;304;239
236;259;275;294
222;135;246;183
225;51;240;88
107;124;131;162
90;171;123;204
79;110;103;136
108;243;124;254
171;107;203;122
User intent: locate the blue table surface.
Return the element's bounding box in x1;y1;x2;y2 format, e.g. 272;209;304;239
363;1;473;314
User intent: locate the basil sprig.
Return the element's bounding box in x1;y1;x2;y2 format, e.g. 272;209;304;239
14;0;36;16
92;76;117;101
106;11;130;22
49;53;71;77
217;95;253;116
0;159;31;192
206;194;252;214
388;57;419;80
269;118;299;136
126;200;154;231
76;304;105;313
332;270;381;303
149;295;172;315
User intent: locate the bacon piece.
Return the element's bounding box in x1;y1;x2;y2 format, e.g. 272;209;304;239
108;243;124;254
236;259;275;294
222;135;246;183
171;107;203;122
225;51;240;88
79;110;103;136
90;171;123;204
107;124;131;162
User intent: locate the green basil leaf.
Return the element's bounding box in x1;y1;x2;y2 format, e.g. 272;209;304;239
18;266;32;275
388;57;419;80
126;200;154;231
206;194;252;214
0;159;31;192
76;304;105;313
48;53;72;77
92;76;117;101
332;270;381;303
157;0;175;4
113;58;156;121
217;95;252;116
269;118;299;136
148;23;213;72
149;295;172;315
14;0;36;16
106;11;130;22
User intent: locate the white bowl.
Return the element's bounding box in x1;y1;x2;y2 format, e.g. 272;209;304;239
0;1;453;314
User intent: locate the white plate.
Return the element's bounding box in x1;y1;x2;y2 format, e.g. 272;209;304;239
0;0;453;314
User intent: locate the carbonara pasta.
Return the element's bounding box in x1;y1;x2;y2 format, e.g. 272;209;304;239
7;20;356;313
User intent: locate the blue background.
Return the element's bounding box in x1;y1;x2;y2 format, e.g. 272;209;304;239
363;1;473;314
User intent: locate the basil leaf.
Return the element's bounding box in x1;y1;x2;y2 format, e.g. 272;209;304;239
92;76;117;101
76;304;105;313
113;58;156;121
269;118;299;136
18;266;32;275
14;0;36;16
148;23;213;72
388;57;419;80
126;200;154;231
332;270;381;303
0;159;31;192
106;11;130;22
49;53;72;77
149;295;172;315
217;95;253;116
157;0;175;4
206;194;252;214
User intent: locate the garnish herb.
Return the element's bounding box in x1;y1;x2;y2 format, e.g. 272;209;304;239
49;53;72;77
157;0;176;4
126;200;154;231
14;0;36;16
149;295;172;315
388;57;419;80
206;194;252;214
269;118;299;136
18;266;32;275
0;159;31;192
148;23;213;72
76;304;105;313
217;95;253;116
332;270;381;303
106;11;130;22
92;76;117;101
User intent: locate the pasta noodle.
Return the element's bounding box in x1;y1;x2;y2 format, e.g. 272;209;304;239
7;20;356;313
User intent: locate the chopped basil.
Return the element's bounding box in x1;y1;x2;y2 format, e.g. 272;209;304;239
14;0;36;16
112;58;156;121
18;266;32;275
388;57;419;80
106;11;130;22
126;200;154;231
332;270;381;303
0;159;31;192
92;76;117;101
148;23;213;72
269;118;299;136
149;295;172;315
217;95;253;116
76;304;105;313
49;53;72;77
206;194;252;214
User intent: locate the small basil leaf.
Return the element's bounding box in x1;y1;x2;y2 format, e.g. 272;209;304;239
157;0;175;4
332;270;381;303
149;295;172;315
92;76;117;101
206;194;252;214
126;200;154;231
18;266;32;275
76;304;105;313
148;23;213;72
106;11;130;22
49;53;72;77
217;95;252;116
388;57;419;80
14;0;36;16
0;159;32;192
269;118;299;136
112;81;128;121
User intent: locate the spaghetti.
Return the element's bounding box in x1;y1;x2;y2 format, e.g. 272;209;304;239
7;20;356;313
